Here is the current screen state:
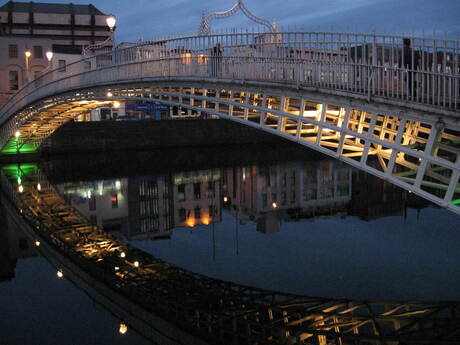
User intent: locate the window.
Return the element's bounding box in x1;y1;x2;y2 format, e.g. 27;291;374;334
193;183;201;200
8;44;18;58
89;195;96;211
178;184;185;201
33;46;43;59
58;59;66;72
194;207;201;219
9;70;19;90
179;208;186;222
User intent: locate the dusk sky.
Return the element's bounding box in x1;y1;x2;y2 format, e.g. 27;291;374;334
3;0;459;42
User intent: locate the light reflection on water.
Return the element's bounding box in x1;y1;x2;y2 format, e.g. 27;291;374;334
2;156;460;345
58;159;460;301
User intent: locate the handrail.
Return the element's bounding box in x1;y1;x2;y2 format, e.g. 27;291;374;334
1;30;459;128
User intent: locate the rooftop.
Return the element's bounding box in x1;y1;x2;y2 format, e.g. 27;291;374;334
0;1;105;15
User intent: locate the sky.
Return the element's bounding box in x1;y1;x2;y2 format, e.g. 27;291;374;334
3;0;460;42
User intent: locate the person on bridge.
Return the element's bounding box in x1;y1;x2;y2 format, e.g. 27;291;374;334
210;43;223;78
401;38;420;99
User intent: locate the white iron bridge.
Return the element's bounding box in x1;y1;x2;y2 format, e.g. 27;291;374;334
0;30;459;214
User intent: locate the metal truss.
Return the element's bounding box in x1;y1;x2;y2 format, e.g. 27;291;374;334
7;83;458;214
199;0;276;35
1;165;459;345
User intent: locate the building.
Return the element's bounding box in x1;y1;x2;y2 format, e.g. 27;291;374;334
0;1;114;106
222;161;353;234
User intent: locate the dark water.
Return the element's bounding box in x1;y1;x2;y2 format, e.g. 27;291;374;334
1;150;460;345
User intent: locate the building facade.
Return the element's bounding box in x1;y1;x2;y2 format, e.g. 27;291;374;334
0;1;114;105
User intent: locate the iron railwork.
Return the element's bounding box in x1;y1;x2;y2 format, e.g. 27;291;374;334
199;0;277;35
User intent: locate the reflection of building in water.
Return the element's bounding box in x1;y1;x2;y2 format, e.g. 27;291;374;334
349;171;408;220
59;170;223;240
223;161;353;234
0;201;37;282
59;179;129;232
127;176;173;240
173;169;222;228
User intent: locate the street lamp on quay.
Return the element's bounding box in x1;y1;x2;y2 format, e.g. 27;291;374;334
25;50;31;82
82;15;117;55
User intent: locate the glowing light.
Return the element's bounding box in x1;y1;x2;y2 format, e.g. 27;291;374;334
107;92;113;98
111;196;117;202
119;323;128;335
113;101;121;109
15;131;21;138
46;51;53;62
106;16;117;31
18;185;24;193
25;51;31;58
185;217;196;227
201;215;211;225
57;270;64;278
272;202;278;209
17;177;21;184
87;190;92;199
115;180;121;189
37;183;41;191
133;261;140;268
120;252;126;258
35;240;40;247
223;196;228;202
114;266;120;271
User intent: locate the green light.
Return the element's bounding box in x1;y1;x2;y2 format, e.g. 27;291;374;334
451;199;460;205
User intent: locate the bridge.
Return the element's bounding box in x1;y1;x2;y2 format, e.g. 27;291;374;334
0;26;459;215
1;162;459;345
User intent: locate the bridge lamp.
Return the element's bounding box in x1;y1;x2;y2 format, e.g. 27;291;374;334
119;323;128;335
15;131;21;139
120;251;126;258
113;101;121;109
18;185;24;193
106;16;117;32
46;51;53;62
35;240;41;247
272;202;278;209
56;270;64;279
107;92;113;98
133;261;140;268
37;183;42;191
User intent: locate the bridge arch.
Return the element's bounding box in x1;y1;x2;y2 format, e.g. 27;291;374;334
0;31;459;214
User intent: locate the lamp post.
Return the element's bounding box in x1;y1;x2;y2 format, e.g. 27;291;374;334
82;15;117;55
25;50;31;82
46;51;53;68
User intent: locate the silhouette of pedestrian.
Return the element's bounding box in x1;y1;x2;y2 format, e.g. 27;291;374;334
210;43;222;77
402;38;420;98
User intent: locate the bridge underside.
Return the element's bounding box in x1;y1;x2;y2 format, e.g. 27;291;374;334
1;81;460;214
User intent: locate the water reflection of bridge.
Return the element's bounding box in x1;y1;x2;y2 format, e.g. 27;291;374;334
1;163;458;345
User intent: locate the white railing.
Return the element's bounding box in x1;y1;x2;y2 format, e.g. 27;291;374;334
1;30;459;127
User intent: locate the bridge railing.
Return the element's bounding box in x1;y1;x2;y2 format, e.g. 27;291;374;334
1;31;459;129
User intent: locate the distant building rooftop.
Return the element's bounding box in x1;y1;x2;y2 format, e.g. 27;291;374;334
0;1;104;15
